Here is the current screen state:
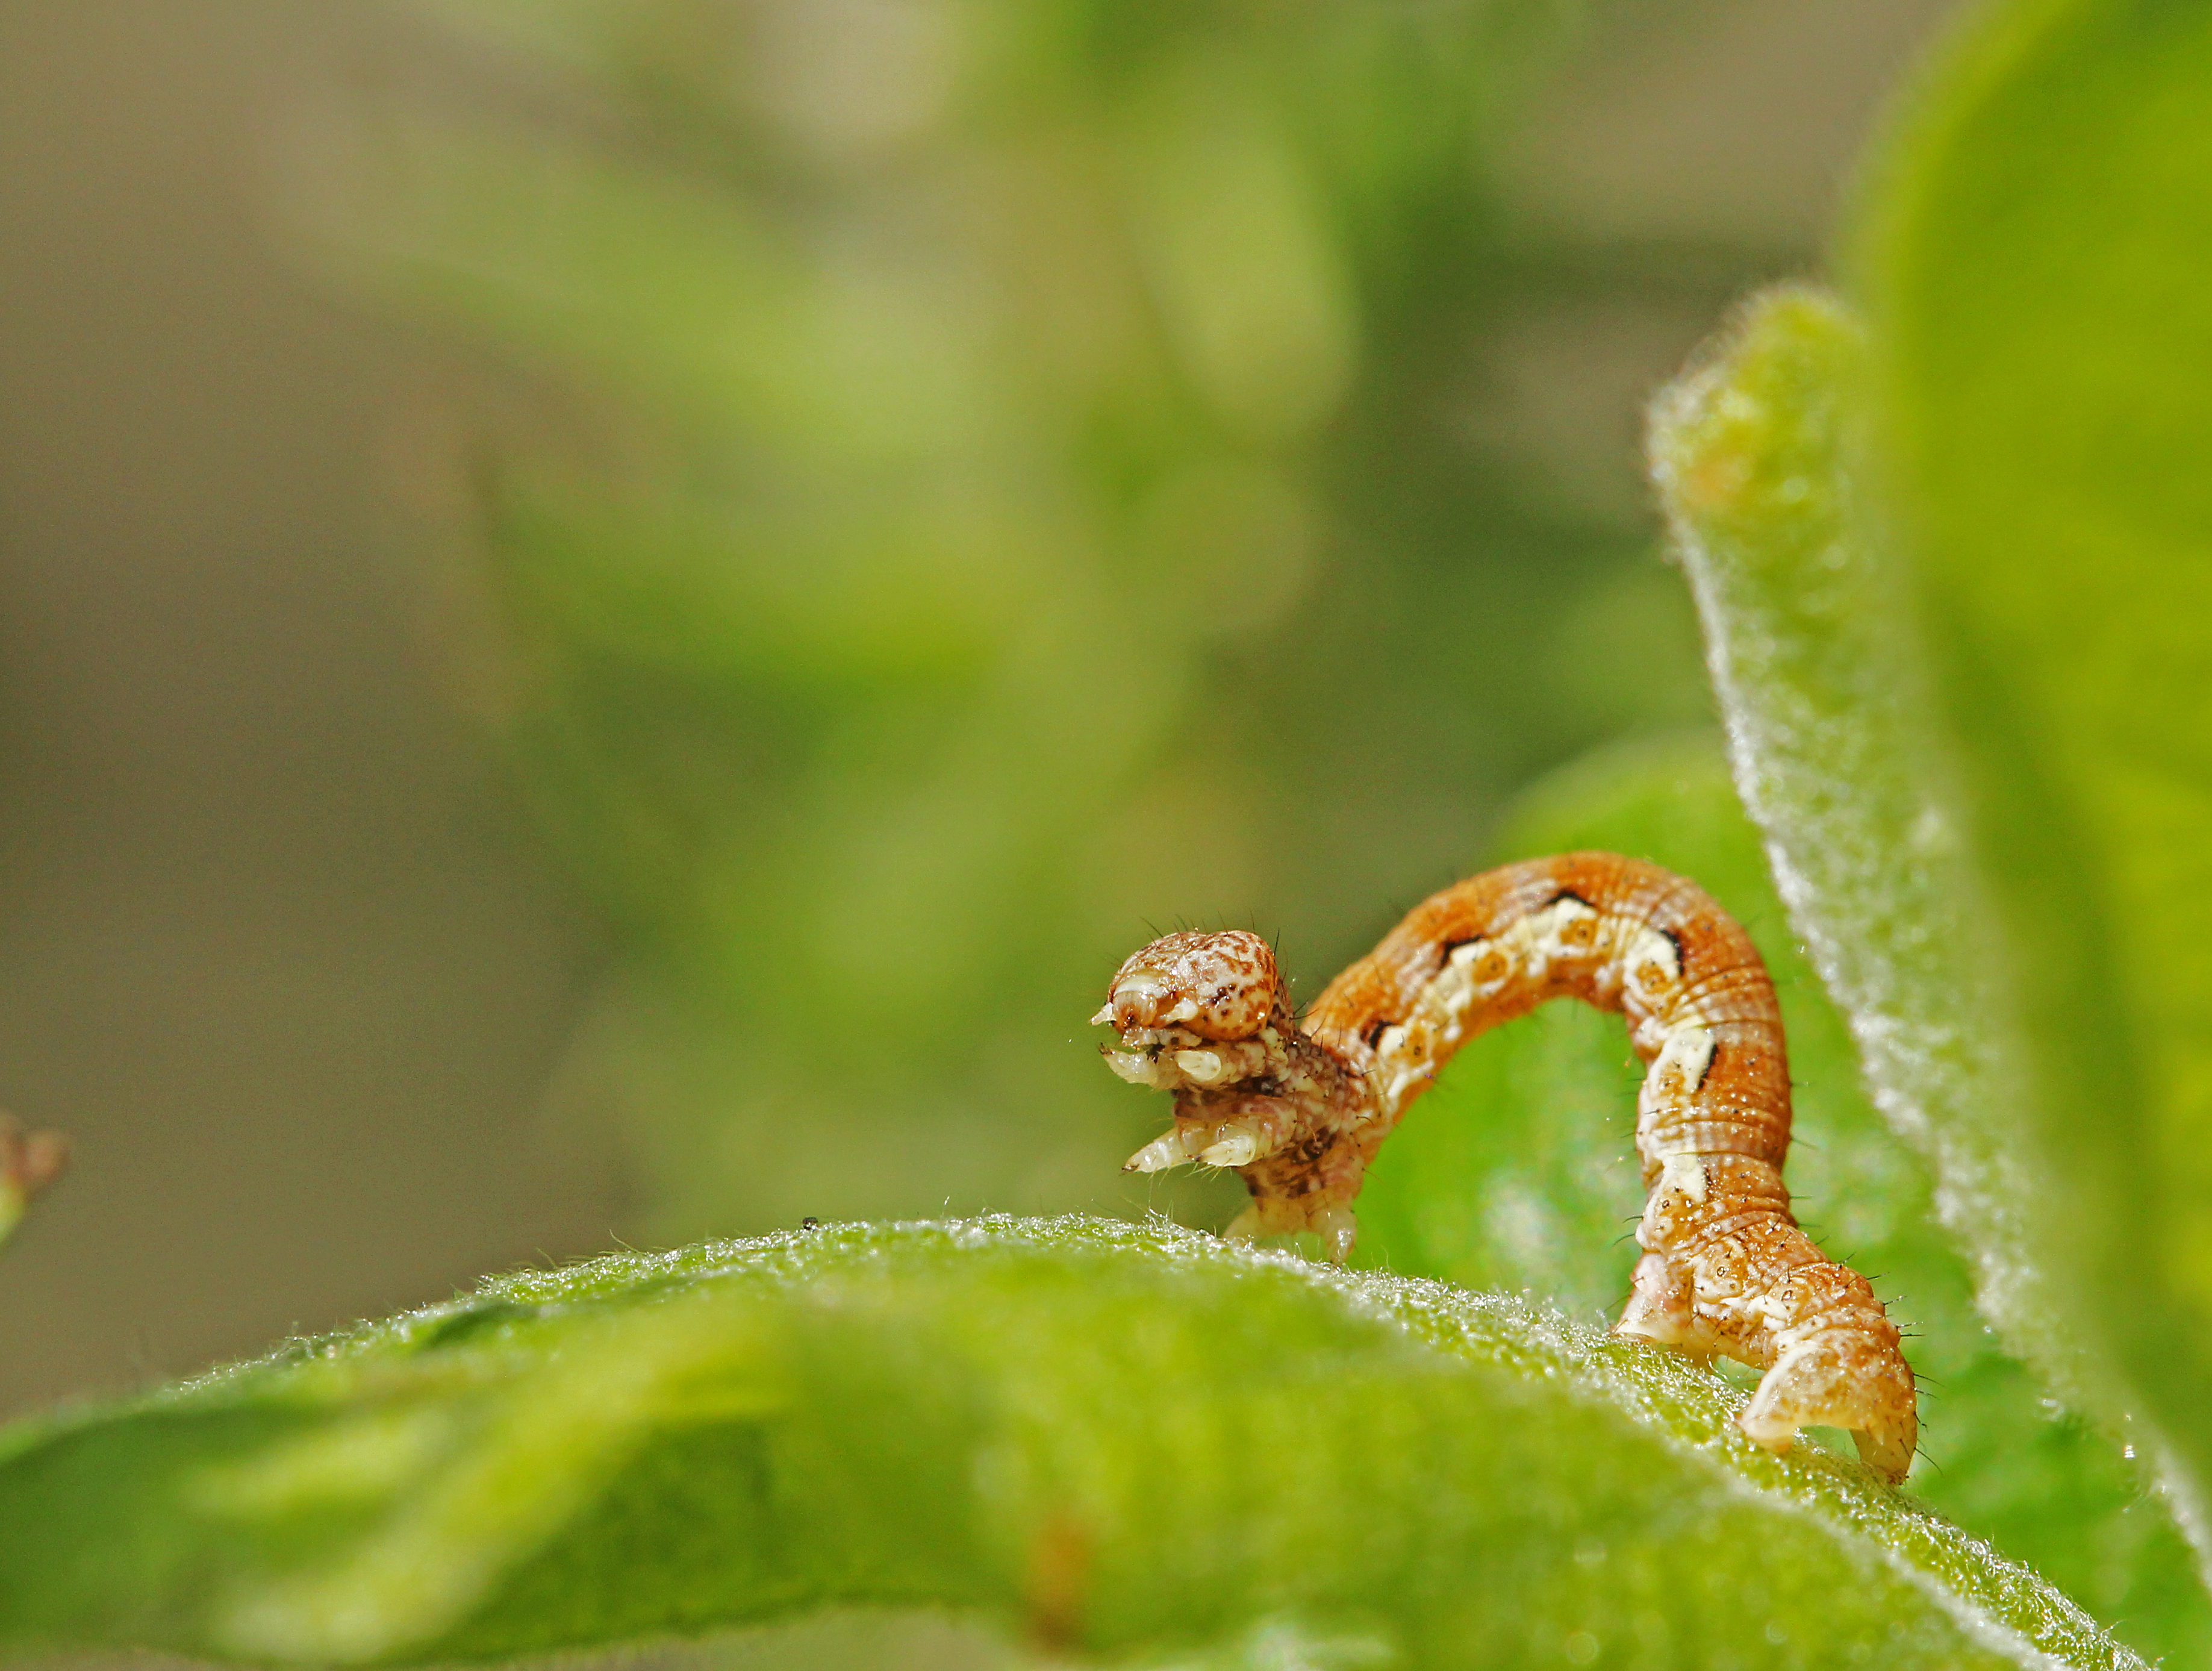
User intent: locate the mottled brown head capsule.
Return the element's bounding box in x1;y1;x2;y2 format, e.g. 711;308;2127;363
1095;929;1283;1042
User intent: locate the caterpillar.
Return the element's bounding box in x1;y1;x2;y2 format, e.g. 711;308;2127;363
1093;852;1918;1482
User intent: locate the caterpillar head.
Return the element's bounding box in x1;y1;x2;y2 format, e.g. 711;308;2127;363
1092;930;1284;1043
1092;929;1377;1263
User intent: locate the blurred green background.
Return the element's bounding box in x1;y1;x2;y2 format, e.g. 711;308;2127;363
0;0;1962;1429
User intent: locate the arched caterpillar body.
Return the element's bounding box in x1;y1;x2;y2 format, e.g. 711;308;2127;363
1093;852;1918;1482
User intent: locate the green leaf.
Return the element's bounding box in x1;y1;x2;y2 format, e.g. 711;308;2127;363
0;1219;2138;1669
1357;732;2212;1664
1642;291;2066;1379
304;119;989;463
1853;0;2212;1542
1645;283;2111;1450
1640;0;2212;1598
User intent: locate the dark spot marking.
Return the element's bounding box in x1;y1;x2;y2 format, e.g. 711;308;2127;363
1024;1514;1092;1651
1547;888;1594;910
1438;936;1477;969
1362;1017;1395;1049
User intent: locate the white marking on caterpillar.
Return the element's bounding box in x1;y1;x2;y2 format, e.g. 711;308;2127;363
1531;893;1601;962
1642;1027;1718;1109
1624;925;1684;1009
1657;1151;1709;1205
1092;853;1919;1483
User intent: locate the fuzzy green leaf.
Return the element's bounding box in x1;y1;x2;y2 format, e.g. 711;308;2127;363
1642;0;2212;1591
1644;292;2068;1385
0;1219;2137;1669
1647;278;2212;1646
1853;0;2212;1541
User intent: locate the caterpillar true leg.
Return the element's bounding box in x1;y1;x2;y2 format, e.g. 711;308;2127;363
1094;852;1919;1484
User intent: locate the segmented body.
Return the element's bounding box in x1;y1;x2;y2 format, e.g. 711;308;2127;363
1094;852;1918;1482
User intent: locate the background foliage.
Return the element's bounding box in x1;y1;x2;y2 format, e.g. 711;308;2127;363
307;0;1715;1240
